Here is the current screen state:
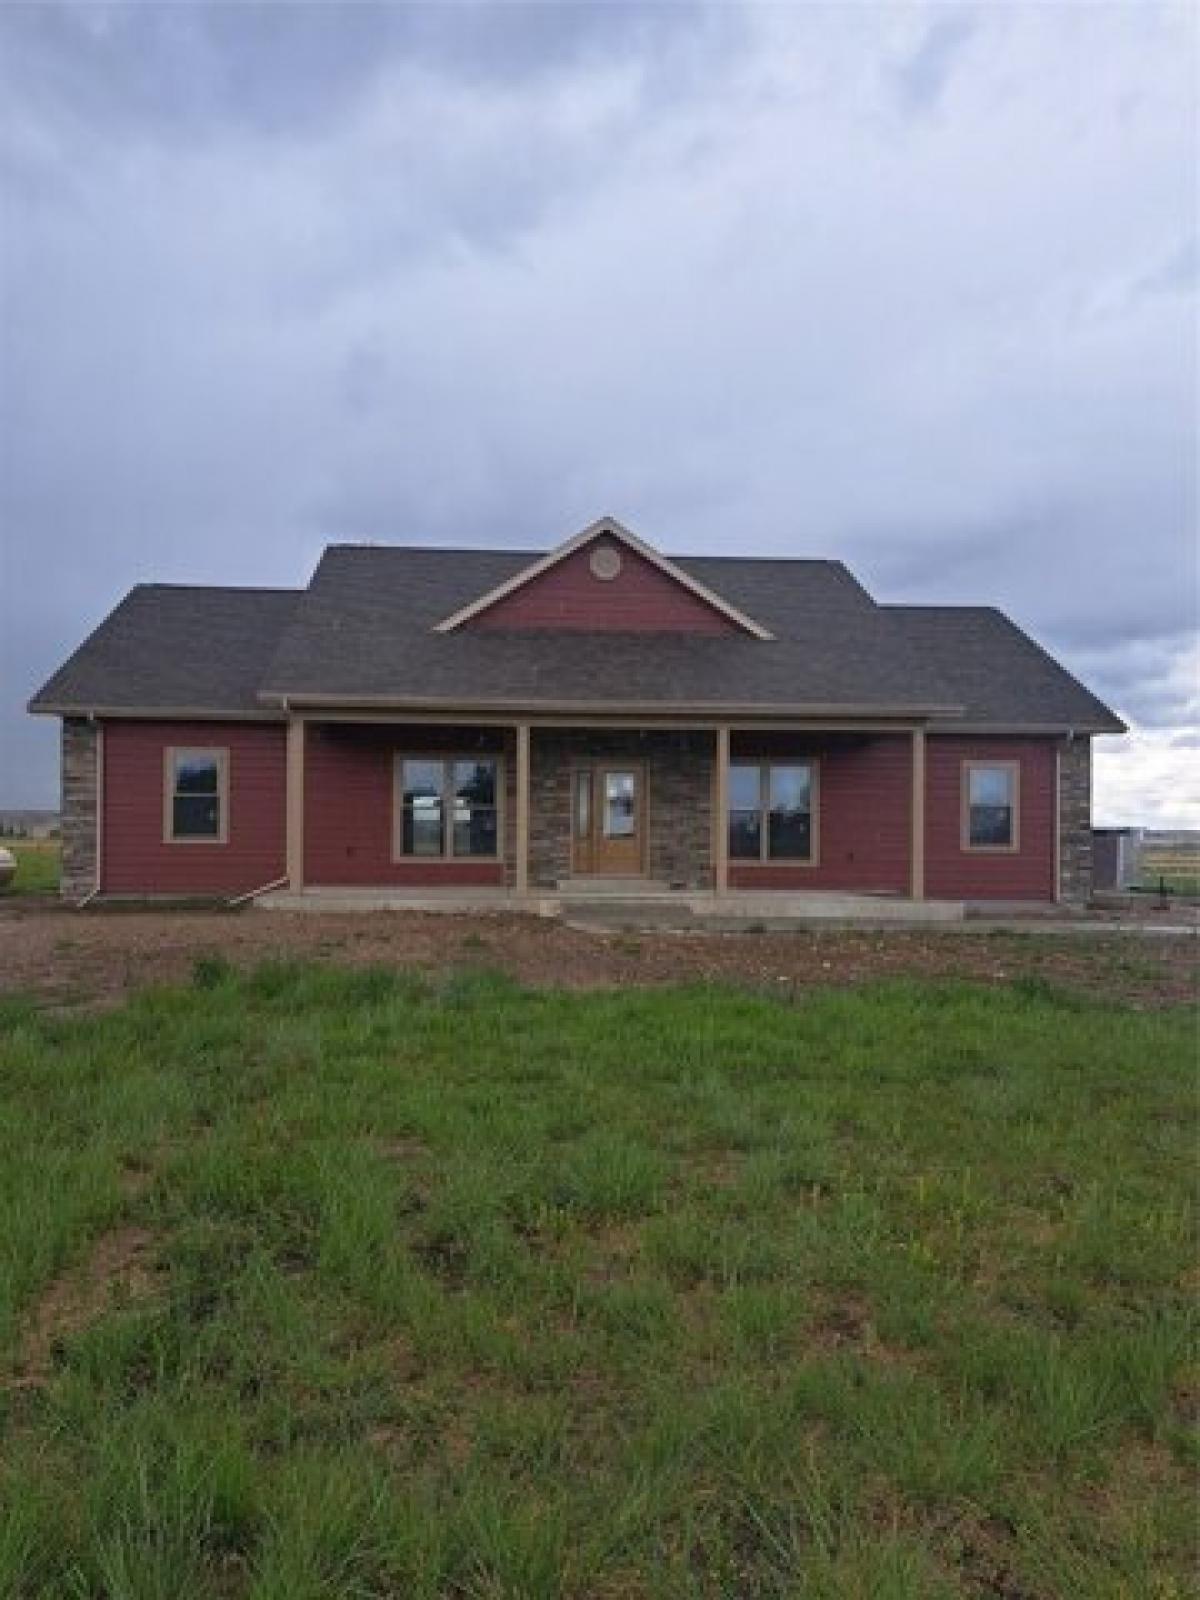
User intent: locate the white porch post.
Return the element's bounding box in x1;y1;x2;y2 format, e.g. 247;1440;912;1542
714;725;730;895
286;716;305;891
910;726;926;901
515;722;531;895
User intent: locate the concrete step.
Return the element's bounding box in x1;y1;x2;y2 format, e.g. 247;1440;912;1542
554;877;674;897
561;899;698;930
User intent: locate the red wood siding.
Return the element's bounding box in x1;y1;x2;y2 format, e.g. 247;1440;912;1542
102;720;286;895
728;733;912;893
468;538;740;634
924;737;1055;901
304;724;508;887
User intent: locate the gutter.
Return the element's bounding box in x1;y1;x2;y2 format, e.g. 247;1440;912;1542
253;691;967;719
29;704;286;722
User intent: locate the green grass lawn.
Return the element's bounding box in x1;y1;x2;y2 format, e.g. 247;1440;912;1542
2;839;60;895
1137;877;1200;899
0;964;1195;1598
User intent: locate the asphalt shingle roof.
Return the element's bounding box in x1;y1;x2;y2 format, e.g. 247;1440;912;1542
29;586;300;715
256;546;958;715
29;545;1124;732
885;606;1125;733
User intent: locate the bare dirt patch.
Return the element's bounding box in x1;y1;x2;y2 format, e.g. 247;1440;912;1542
0;901;1195;1013
10;1225;161;1390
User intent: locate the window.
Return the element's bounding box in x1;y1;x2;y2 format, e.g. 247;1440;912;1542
396;756;499;860
573;769;591;841
400;759;444;856
963;762;1019;851
165;749;227;842
603;771;636;837
729;764;763;859
452;759;499;858
728;761;816;863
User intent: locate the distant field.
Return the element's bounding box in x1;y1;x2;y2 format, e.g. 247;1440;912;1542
2;840;60;896
1137;843;1200;897
5;840;60;895
0;964;1194;1597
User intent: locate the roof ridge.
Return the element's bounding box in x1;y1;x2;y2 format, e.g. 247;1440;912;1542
884;602;999;614
324;543;540;557
135;582;301;596
323;542;848;568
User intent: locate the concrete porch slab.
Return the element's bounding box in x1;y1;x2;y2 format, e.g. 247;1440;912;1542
255;886;967;926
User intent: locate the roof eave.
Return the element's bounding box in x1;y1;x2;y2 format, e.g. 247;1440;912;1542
926;717;1128;736
256;689;964;719
28;701;286;721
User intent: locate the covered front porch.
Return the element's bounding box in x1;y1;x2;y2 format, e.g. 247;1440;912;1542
278;714;938;914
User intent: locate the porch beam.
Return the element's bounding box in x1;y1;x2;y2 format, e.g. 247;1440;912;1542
283;709;930;733
714;725;730;896
910;727;926;901
286;716;305;891
515;722;531;895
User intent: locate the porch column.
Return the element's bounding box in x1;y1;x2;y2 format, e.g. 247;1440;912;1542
515;722;531;895
714;725;730;895
286;715;305;891
910;726;925;901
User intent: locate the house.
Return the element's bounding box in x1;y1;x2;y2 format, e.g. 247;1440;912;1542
30;517;1124;912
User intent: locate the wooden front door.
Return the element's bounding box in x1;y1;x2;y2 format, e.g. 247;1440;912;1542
571;764;646;876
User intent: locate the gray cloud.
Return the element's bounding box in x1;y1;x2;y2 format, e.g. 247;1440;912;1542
2;2;729;143
1132;232;1199;300
892;12;978;113
2;2;1196;814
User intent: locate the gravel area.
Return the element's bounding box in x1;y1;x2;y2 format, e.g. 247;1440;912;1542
1;899;1195;1011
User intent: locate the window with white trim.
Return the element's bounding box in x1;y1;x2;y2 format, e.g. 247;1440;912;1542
165;748;228;842
963;762;1019;851
728;761;815;862
396;756;499;859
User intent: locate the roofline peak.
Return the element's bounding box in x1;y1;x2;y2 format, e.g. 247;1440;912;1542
431;516;775;640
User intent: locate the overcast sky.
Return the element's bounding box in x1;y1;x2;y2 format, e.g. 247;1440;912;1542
2;2;1196;822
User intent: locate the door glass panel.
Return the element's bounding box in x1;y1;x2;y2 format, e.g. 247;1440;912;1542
574;770;591;840
603;772;636;837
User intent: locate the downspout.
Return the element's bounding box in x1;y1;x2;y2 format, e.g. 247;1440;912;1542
227;874;289;909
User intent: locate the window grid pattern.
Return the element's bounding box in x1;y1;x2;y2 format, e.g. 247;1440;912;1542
396;756;500;860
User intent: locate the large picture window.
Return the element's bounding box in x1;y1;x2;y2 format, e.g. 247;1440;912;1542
164;748;228;843
962;762;1019;851
396;756;499;860
728;761;816;864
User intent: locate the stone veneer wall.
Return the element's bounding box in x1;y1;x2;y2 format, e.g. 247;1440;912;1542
1058;735;1092;904
529;729;714;889
60;717;99;900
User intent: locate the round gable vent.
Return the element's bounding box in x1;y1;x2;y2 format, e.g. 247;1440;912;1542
589;543;623;581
